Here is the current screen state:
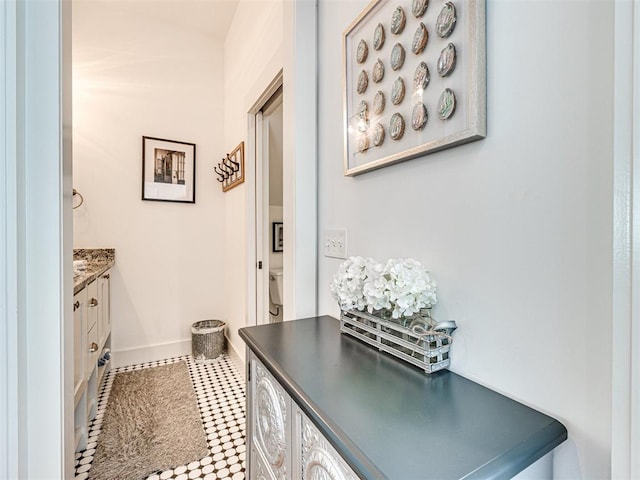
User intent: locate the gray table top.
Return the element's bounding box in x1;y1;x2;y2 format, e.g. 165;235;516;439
239;316;567;479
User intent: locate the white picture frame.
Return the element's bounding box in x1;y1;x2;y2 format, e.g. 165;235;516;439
343;0;486;176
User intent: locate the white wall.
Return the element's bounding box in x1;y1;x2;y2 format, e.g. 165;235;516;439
317;0;613;478
223;0;284;360
72;2;227;359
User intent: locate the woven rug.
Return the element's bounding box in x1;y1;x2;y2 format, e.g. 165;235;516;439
89;361;209;480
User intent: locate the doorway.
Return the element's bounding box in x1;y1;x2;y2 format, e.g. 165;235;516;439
255;87;284;325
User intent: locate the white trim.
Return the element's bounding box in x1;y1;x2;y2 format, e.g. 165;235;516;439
632;3;640;474
1;1;19;477
282;0;318;320
225;336;246;382
112;340;192;368
6;0;74;476
612;0;639;477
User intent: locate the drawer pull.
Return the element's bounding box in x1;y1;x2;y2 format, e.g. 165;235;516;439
73;301;80;311
89;298;98;307
103;274;110;279
89;342;98;353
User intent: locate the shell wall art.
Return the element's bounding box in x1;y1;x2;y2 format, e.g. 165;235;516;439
343;0;486;176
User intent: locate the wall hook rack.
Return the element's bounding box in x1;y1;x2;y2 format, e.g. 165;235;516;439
216;141;244;192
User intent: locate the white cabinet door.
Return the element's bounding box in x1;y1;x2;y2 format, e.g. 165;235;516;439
300;413;359;480
250;355;291;480
97;270;111;349
86;280;99;381
73;288;87;401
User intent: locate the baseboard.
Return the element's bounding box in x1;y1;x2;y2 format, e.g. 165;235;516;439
113;340;192;368
112;337;248;371
226;336;246;382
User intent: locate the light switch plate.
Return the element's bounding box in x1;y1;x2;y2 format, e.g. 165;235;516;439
324;228;347;259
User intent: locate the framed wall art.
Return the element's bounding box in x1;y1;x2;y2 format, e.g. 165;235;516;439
343;0;486;176
142;136;196;203
272;222;283;252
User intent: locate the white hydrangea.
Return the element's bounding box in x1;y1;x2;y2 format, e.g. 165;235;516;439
329;256;377;311
331;256;438;318
383;258;437;318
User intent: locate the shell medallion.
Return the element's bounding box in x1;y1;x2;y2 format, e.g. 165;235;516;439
437;88;456;120
356;39;369;64
412;102;428;131
357;69;369;94
413;62;430;92
411;23;429;55
373;123;385;147
436;2;457;38
359;100;369;119
372;59;385;83
437;43;457;77
411;0;429;18
390;6;406;35
373;23;386;50
390;43;406;71
389;113;405;140
391;77;406;105
358;134;370;153
373;90;386;115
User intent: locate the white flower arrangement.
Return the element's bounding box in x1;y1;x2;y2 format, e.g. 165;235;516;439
330;256;438;319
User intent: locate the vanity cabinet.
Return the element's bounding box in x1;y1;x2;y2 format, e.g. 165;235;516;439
73;269;112;452
247;352;358;480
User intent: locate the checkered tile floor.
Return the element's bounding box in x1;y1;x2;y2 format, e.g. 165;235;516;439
74;354;246;480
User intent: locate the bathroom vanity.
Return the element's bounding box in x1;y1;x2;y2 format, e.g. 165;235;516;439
73;249;114;452
239;316;567;479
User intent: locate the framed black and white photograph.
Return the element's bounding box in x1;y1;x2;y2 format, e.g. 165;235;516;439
343;0;486;176
142;136;196;203
272;222;283;252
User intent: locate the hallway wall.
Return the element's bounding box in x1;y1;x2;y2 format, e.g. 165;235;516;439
72;2;227;360
317;0;614;478
223;0;284;360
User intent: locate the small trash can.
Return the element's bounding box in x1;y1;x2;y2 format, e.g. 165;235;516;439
192;320;226;363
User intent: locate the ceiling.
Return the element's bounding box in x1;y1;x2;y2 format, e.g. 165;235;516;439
86;0;240;41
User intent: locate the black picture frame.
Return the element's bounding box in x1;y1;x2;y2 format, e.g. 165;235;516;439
142;136;196;203
272;222;283;252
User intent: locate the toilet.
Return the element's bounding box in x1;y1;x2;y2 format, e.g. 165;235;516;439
269;268;284;306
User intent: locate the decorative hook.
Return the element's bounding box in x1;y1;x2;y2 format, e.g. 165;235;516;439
224;156;240;172
220;161;234;175
214;165;228;181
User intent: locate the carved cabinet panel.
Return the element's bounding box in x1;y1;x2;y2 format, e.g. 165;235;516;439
300;414;359;480
251;355;290;480
247;352;359;480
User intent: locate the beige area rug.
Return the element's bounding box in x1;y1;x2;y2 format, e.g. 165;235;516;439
90;361;209;480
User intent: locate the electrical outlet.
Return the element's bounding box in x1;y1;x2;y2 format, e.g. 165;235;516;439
324;228;347;259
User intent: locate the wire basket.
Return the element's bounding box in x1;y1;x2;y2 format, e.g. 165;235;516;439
340;309;456;373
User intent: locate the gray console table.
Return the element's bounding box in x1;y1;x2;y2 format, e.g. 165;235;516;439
239;316;567;479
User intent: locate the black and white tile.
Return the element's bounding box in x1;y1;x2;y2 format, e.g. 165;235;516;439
75;354;246;480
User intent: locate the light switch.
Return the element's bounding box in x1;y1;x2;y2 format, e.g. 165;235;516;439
324;228;347;259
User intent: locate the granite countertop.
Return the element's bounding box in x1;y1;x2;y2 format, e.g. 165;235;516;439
73;248;115;294
239;316;568;480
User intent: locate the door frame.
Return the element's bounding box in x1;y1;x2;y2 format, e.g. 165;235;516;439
247;72;284;327
612;1;640;477
1;0;74;477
